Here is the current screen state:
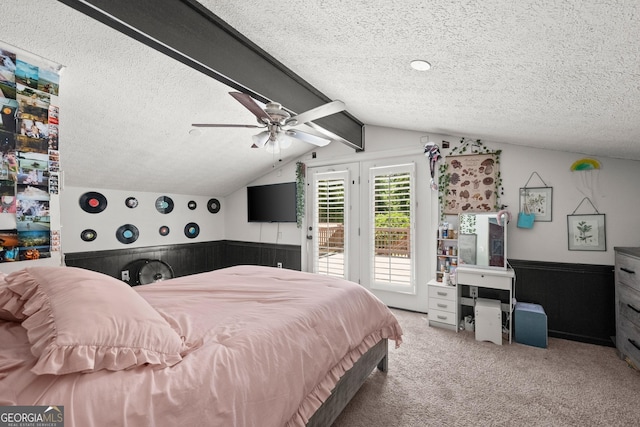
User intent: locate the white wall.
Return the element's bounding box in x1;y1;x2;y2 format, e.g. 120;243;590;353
226;124;640;269
12;125;634;275
497;143;640;265
224;160;303;245
60;187;225;254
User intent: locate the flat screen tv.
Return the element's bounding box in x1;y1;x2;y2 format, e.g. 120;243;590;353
247;182;297;223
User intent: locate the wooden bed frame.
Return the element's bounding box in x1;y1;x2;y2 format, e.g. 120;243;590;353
306;338;388;426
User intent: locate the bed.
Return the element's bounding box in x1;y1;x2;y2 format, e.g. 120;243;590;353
0;265;402;426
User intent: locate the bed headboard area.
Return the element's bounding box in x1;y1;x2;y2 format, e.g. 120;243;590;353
64;240;302;280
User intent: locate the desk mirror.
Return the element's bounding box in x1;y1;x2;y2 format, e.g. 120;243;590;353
457;212;507;269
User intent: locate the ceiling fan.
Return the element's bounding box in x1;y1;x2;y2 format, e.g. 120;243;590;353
192;92;346;152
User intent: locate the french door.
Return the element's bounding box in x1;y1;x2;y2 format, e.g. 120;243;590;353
307;163;359;282
306;155;429;312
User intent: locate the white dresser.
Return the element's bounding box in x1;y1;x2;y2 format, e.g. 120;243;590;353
427;280;458;331
614;247;640;369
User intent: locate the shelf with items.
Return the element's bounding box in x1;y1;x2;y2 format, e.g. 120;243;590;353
434;214;459;284
435;233;459;285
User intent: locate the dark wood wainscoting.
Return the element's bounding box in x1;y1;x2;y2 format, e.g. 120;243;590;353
64;240;302;280
509;259;615;347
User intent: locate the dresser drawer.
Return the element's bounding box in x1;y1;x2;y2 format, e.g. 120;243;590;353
429;297;456;314
429;308;457;326
616;253;640;292
457;269;512;290
617;283;640;327
617;319;640;368
428;285;457;302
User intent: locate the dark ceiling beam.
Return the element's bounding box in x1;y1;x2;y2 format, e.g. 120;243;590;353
57;0;364;150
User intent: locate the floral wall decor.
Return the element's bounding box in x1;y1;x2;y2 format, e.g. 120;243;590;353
438;138;503;219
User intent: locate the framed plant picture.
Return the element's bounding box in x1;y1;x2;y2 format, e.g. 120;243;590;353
519;187;553;222
567;214;606;251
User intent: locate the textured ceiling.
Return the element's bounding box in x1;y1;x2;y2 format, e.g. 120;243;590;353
205;0;640;160
1;0;639;197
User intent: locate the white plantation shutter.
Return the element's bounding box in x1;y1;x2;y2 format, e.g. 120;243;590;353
370;163;415;292
314;171;348;278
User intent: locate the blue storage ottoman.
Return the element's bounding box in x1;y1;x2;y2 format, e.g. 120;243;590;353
514;302;547;348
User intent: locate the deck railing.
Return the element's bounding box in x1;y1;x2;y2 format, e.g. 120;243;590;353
317;224;410;258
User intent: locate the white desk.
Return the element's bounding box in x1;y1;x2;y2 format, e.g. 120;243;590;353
456;266;515;343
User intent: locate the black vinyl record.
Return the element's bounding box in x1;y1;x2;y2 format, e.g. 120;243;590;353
125;197;139;209
80;229;97;242
79;191;107;213
155;196;174;214
116;224;139;244
207;198;220;214
184;222;200;239
159;225;170;236
188;200;197;210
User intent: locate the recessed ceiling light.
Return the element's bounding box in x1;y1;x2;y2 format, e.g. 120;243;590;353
189;128;202;136
410;60;431;71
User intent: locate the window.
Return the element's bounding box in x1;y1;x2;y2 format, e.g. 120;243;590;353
370;163;415;292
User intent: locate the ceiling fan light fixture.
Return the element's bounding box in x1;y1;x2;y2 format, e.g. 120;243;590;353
265;141;279;153
265;133;292;153
410;59;431;71
252;131;270;148
276;132;292;149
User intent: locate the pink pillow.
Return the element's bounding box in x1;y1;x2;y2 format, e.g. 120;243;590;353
5;266;187;375
0;273;26;322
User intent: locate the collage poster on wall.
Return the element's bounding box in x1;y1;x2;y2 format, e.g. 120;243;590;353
0;43;61;262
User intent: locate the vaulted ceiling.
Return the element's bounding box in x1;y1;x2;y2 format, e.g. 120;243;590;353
2;0;638;196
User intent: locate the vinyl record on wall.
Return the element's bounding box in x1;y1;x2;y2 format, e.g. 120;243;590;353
159;225;170;236
79;191;107;213
184;222;200;239
188;200;197;210
80;229;97;242
116;224;139;244
207;198;220;214
155;196;174;214
125;197;139;209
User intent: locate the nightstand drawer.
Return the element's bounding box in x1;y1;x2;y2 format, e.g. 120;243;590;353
428;285;457;301
616;253;640;292
429;308;457;326
429;297;456;313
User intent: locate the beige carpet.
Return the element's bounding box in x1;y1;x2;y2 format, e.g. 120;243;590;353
333;308;640;426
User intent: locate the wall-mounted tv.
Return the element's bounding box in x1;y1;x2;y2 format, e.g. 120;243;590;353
247;182;297;223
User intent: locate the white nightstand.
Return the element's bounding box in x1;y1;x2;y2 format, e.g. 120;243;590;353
427;279;459;331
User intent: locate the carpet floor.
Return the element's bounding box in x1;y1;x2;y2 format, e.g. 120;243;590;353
333;308;640;426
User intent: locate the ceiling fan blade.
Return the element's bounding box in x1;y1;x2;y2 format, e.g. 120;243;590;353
285;129;331;147
285;100;346;126
191;123;263;128
229;91;272;123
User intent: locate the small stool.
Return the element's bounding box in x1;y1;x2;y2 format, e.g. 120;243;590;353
475;298;502;345
514;302;547;348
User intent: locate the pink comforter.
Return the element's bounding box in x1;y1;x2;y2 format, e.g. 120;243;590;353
0;266;402;426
